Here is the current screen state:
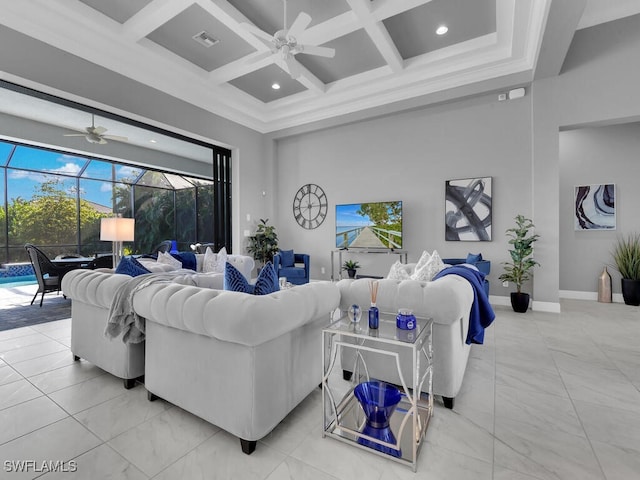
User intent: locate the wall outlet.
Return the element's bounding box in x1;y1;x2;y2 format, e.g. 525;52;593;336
502;281;509;288
321;267;325;274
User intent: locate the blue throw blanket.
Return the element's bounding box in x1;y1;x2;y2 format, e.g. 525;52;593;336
433;265;495;344
171;251;197;271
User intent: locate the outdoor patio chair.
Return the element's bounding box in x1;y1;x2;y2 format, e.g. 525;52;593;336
24;243;76;307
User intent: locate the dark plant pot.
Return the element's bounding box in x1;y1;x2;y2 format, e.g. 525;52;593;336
621;278;640;306
347;269;356;279
510;292;530;313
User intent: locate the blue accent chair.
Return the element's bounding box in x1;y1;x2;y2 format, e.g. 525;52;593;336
273;253;310;285
442;257;491;296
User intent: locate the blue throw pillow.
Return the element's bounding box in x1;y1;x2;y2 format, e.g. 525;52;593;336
466;253;483;264
254;262;280;295
171;251;197;271
224;262;254;294
115;256;151;277
279;249;295;268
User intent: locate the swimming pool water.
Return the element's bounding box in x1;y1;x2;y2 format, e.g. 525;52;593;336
0;275;37;288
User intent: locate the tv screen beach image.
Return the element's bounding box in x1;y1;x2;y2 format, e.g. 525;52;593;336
336;201;402;249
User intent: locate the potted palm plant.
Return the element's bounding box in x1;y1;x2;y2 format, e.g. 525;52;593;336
498;214;540;313
611;233;640;306
342;260;361;279
247;219;278;268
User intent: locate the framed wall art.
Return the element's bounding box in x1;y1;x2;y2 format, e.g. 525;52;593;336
445;176;492;241
574;183;615;230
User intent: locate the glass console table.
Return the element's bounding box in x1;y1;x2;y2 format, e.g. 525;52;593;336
322;311;432;471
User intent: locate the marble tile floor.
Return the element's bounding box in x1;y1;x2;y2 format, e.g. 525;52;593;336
0;299;639;479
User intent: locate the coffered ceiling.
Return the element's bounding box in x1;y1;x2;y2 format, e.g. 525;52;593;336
1;0;640;135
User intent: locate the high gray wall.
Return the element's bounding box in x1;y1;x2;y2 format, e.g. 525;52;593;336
559;124;640;294
275;92;533;295
531;13;640;305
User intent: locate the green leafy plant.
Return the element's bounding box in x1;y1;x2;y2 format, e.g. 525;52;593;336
498;214;540;293
612;233;640;280
247;218;278;266
342;260;361;271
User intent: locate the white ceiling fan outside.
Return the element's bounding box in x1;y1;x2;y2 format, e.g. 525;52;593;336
63;114;128;145
242;0;336;79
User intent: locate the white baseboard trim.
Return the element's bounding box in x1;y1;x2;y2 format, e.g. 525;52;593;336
559;290;624;303
531;301;561;313
489;295;561;313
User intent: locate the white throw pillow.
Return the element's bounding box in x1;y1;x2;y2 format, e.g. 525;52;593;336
138;258;176;273
215;246;228;273
387;260;411;280
414;250;431;272
203;246;227;273
411;249;445;281
157;251;182;269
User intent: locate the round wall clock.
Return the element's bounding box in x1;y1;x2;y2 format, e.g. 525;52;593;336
293;183;328;230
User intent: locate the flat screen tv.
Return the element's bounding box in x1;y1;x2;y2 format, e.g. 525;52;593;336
335;201;403;249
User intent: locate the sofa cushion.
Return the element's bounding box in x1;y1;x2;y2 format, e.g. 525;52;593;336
115;256;151;277
224;262;254;294
279;249;295;268
254;262;280;295
279;267;305;278
466;252;483;264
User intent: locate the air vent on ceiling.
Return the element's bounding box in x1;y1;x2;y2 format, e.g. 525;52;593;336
192;31;219;48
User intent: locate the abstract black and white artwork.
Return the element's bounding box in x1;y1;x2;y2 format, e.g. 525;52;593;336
445;177;492;241
574;184;616;230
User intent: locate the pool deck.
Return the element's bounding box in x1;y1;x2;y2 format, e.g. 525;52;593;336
0;284;71;330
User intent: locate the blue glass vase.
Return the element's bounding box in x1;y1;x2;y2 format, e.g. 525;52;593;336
368;304;379;329
354;381;402;457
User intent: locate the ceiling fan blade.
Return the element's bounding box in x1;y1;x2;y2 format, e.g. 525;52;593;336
92;126;107;135
300;44;335;58
63;133;86;137
241;22;274;43
283;55;302;80
103;135;128;142
288;12;311;39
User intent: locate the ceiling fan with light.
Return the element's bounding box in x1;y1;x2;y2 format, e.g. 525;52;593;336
63;114;128;145
242;0;335;79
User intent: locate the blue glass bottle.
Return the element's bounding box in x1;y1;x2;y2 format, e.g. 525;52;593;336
369;303;379;329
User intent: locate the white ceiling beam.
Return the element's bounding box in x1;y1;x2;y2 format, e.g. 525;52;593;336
347;0;404;73
209;53;275;84
122;0;194;41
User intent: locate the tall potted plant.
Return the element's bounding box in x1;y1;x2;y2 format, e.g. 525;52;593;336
499;214;540;313
611;233;640;306
247;218;278;268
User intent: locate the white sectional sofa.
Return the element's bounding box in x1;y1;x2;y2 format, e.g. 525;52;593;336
131;280;340;454
61;252;255;388
337;276;475;409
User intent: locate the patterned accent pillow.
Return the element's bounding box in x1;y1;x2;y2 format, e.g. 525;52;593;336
157;251;182;269
254;261;280;295
279;249;295;268
414;250;431;272
411;250;445;281
387;260;411;280
224;261;254;294
203;246;228;273
115;256;151;277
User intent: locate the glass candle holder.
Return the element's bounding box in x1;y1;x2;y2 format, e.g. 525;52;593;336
347;304;362;323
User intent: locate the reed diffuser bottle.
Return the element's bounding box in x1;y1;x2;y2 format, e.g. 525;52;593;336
368;280;379;329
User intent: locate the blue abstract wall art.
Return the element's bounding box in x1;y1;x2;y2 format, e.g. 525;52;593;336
574;184;616;230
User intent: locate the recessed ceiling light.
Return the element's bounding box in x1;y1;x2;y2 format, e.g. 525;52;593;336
436;25;448;35
272;83;281;90
149;139;157;143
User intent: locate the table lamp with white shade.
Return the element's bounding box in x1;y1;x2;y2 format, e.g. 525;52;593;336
100;217;135;268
